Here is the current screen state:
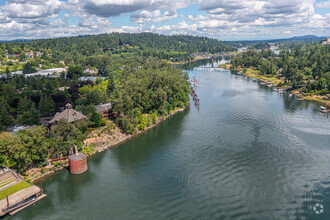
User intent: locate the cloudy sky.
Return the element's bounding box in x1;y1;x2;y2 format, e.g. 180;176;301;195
0;0;329;41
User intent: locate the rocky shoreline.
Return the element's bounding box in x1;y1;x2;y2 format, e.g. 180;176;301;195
223;65;330;107
28;106;189;183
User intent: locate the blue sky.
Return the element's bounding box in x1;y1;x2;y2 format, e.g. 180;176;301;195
0;0;329;41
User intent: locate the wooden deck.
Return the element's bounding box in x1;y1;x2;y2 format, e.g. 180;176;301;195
0;185;42;217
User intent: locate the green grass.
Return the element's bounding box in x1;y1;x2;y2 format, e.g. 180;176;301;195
0;179;15;188
246;68;261;75
0;181;31;200
244;68;283;85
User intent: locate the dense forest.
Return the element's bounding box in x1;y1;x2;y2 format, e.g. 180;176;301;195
0;33;236;74
231;44;330;94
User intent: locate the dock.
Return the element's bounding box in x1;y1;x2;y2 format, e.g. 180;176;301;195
0;170;46;217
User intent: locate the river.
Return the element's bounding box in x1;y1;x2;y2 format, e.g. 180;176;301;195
7;58;330;219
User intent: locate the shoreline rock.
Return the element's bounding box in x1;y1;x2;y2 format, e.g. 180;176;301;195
31;106;188;183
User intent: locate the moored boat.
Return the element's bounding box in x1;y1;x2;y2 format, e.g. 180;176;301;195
319;106;329;113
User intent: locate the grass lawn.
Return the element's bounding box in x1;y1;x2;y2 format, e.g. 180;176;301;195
304;96;330;105
245;68;283;85
0;181;31;200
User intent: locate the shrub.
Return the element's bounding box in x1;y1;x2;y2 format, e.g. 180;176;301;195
40;167;46;174
99;119;107;126
81;145;96;156
53;161;61;169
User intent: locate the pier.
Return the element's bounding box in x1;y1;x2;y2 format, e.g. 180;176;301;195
0;170;46;217
193;67;227;72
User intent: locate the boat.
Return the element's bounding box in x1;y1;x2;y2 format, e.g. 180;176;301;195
267;84;273;87
272;88;278;91
319;106;329;113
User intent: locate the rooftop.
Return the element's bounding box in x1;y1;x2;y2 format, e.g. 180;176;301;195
49;104;87;124
96;103;112;113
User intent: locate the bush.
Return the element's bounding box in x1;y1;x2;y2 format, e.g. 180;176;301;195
40;167;46;174
53;161;61;169
319;89;326;95
99;119;107;126
81;145;96;156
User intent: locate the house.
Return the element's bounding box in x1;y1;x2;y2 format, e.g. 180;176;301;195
322;38;330;45
84;68;98;75
25;51;42;58
24;68;66;78
96;103;112;119
25;51;34;58
57;86;69;92
78;76;106;82
49;103;87;125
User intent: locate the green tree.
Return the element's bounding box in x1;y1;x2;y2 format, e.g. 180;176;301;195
0;132;15;167
67;65;83;79
18;103;39;125
306;80;312;92
50;119;86;158
0;98;14;131
17;96;33;115
23;62;37;74
39;95;55;116
318;78;327;90
11;126;50;171
75;104;102;127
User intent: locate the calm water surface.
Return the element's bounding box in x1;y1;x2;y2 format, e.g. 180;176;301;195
8;58;330;220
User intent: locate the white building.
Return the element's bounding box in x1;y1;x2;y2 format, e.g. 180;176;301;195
78;76;106;82
24;68;66;78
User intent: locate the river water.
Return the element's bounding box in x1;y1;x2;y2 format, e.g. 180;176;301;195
8;58;330;220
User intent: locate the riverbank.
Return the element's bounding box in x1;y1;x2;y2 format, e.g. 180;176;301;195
84;106;188;153
226;65;330;107
168;56;211;65
169;53;236;65
26;106;189;183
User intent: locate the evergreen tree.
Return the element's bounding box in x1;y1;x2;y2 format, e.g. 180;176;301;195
18;103;39;125
306;80;312;92
17;96;32;115
39;95;55;116
45;80;54;91
0;98;14;131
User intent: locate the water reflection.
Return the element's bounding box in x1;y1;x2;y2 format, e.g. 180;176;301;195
9;57;330;220
295;178;330;219
110;109;189;170
179;56;225;70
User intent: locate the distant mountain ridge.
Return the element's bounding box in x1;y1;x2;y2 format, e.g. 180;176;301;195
0;34;328;44
289;35;319;40
229;35;328;44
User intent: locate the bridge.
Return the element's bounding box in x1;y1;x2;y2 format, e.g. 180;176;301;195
193;67;228;72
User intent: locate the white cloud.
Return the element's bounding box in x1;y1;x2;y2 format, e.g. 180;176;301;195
316;0;330;8
4;0;62;19
0;0;329;40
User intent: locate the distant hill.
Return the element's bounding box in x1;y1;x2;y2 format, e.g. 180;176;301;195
0;39;32;43
289;35;319;40
230;35;327;45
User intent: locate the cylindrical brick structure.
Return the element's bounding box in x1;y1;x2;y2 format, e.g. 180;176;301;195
69;153;88;174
